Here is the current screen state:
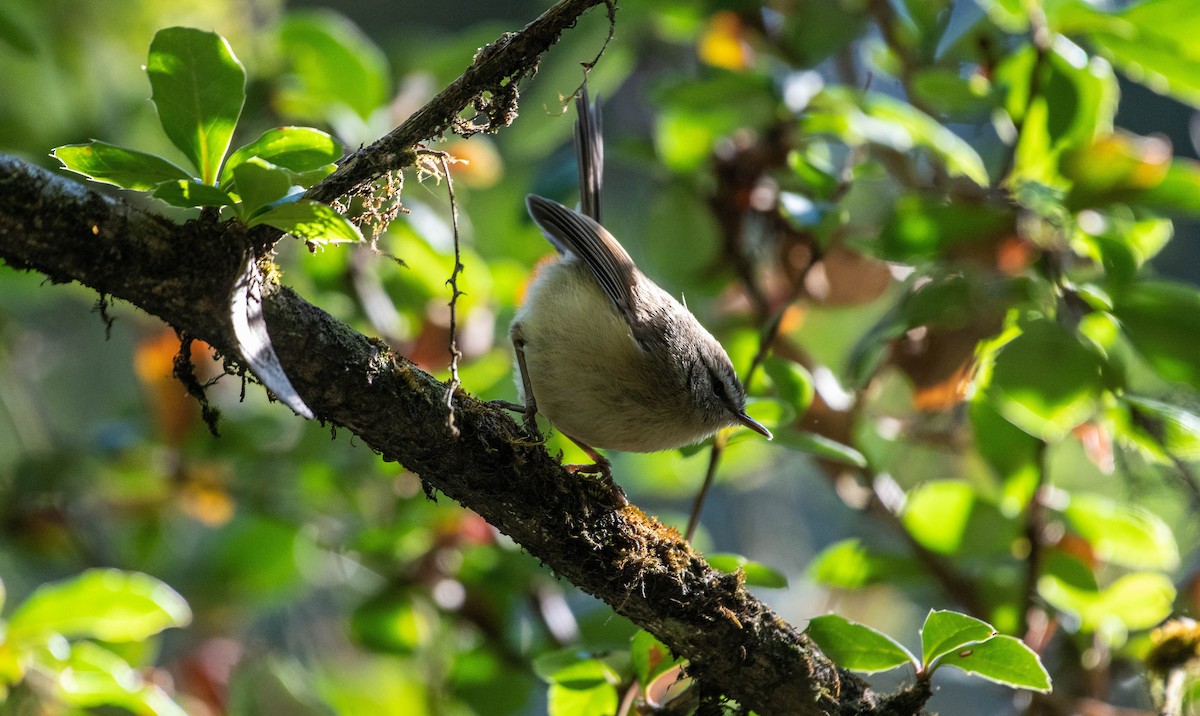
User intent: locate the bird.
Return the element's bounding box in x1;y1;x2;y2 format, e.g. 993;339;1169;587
508;85;772;484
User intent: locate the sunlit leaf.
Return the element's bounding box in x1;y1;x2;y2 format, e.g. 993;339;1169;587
220;126;343;190
805;614;917;674
1039;572;1175;634
152;179;233;208
52;142;192;190
985;320;1105;441
803;88;989;185
232;158;295;217
56;641;188;716
763;357;814;414
970;399;1041;515
8;569;190;642
249;199;363;245
935;635;1052;692
1062;492;1179;571
807;539;917;590
1125;395;1200;460
901;481;973;554
1084;0;1200;107
1112;281;1200;390
147;27;246;185
277;11;390;123
773;427;867;467
921;610;996;668
877;194;1015;262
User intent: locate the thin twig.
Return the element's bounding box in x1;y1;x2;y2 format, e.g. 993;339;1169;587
686;434;727;542
433;151;465;438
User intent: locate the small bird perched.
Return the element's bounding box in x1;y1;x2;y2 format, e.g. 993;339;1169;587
510;86;771;479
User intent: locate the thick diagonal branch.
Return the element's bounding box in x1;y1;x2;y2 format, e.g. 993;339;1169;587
0;155;888;714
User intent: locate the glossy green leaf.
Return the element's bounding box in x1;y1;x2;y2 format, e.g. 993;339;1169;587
1112;281;1200;390
877;194;1015;262
970;399;1041;515
901;481;974;554
986;320;1104;441
220;126;343;190
52;142;192;190
763;357;814;414
706;553;788;589
805;614;917;674
277;11;390;123
936;635;1051;692
56;641;188;715
147;27;246;185
1125;395;1200;460
807;539;917;590
152;179;233;208
653;72;776;172
547;680;619;716
630;630;683;690
910;68;995;121
1138;159;1200;216
249;199;363;244
773;426;867;467
232;159;295;217
1084;0;1200;107
8;569;191;642
920;610;996;668
1062;493;1179;571
1039;572;1175;633
803;88;989;185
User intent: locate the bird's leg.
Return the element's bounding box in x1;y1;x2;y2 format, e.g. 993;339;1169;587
504;323;541;439
562;433;627;507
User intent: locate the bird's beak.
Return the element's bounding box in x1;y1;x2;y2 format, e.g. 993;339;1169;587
736;411;773;440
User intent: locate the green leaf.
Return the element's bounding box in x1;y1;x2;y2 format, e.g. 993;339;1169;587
970;398;1041;515
773;427;866;466
8;569;191;643
152;179;233;208
807;539;917;590
805;614;917;674
803;88;989;186
1062;493;1179;571
51;142;193;190
277;11;390;123
877;194;1016;262
763;357;814;414
220;126;343;189
920;610;996;669
147;27;246;185
249;199;363;244
1083;0;1200;107
901;481;974;554
1125;395;1200;461
936;635;1051;692
1138;159;1200;217
232;159;296;217
630;630;683;690
547;680;619;716
1112;281;1200;390
1039;572;1175;634
53;642;187;716
985;319;1105;441
706;553;788;589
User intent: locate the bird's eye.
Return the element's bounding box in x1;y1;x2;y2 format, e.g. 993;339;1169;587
710;372;727;399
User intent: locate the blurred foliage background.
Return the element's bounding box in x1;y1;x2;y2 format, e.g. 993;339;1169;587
4;0;1200;714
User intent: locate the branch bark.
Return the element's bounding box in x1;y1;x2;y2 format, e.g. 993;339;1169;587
0;2;885;712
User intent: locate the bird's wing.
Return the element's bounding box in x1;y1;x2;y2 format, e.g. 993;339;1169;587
525;194;639;332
